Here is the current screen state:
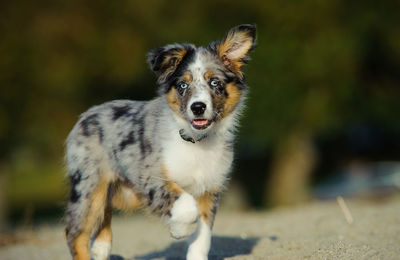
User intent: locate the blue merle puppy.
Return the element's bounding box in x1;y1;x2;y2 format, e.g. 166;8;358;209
65;24;256;260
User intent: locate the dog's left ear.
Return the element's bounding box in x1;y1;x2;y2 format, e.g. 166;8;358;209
217;24;256;77
147;43;195;84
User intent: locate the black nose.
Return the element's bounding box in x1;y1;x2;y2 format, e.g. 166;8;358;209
191;102;206;116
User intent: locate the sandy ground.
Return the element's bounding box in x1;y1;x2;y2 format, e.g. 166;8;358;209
1;195;399;260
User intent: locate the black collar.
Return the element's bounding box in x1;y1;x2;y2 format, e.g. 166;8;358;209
179;129;208;143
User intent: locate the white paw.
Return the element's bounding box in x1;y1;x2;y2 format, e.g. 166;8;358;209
91;240;111;260
186;250;208;260
186;219;211;260
168;193;199;239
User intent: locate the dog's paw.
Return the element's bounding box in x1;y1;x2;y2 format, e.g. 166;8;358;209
186;254;208;260
187;254;207;260
168;193;199;239
187;246;208;260
186;219;212;260
91;240;111;260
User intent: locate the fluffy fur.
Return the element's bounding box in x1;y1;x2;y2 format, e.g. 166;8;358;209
64;24;256;260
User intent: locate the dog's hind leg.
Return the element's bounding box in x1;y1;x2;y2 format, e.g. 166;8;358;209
65;169;111;260
91;196;113;260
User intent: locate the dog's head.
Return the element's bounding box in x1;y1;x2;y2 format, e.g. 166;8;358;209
147;24;256;137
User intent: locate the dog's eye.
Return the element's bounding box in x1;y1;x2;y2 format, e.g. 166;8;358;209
210;79;225;94
210;79;219;87
179;82;188;89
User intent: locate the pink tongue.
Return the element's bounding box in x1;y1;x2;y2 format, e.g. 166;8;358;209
193;119;209;126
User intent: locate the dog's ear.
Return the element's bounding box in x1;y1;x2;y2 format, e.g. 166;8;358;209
147;43;195;84
217;24;256;77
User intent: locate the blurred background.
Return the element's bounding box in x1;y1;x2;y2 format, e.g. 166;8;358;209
1;0;399;229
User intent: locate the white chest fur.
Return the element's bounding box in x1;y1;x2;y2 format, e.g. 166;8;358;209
162;131;233;197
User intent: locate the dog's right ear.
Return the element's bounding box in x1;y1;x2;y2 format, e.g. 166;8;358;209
147;43;195;84
217;24;256;79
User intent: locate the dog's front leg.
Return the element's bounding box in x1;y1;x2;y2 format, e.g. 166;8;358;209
161;180;199;239
186;192;220;260
168;192;199;239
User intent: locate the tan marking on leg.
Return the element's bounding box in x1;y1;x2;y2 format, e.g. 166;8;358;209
197;192;215;225
71;176;110;260
111;184;142;212
161;165;184;195
95;224;111;243
165;180;185;195
73;233;91;260
93;204;112;243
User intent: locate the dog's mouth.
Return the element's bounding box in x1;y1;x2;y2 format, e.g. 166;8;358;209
191;119;212;130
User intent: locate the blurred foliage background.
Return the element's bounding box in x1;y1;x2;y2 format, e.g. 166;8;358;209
1;0;400;228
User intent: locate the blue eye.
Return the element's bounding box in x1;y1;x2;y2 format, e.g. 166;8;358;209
179;82;188;89
210;79;219;87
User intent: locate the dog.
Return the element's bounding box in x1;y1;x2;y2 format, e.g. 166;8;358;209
64;24;256;260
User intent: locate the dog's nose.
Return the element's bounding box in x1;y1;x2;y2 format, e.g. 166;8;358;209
191;102;206;116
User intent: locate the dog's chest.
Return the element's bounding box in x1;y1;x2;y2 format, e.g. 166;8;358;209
162;135;233;197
